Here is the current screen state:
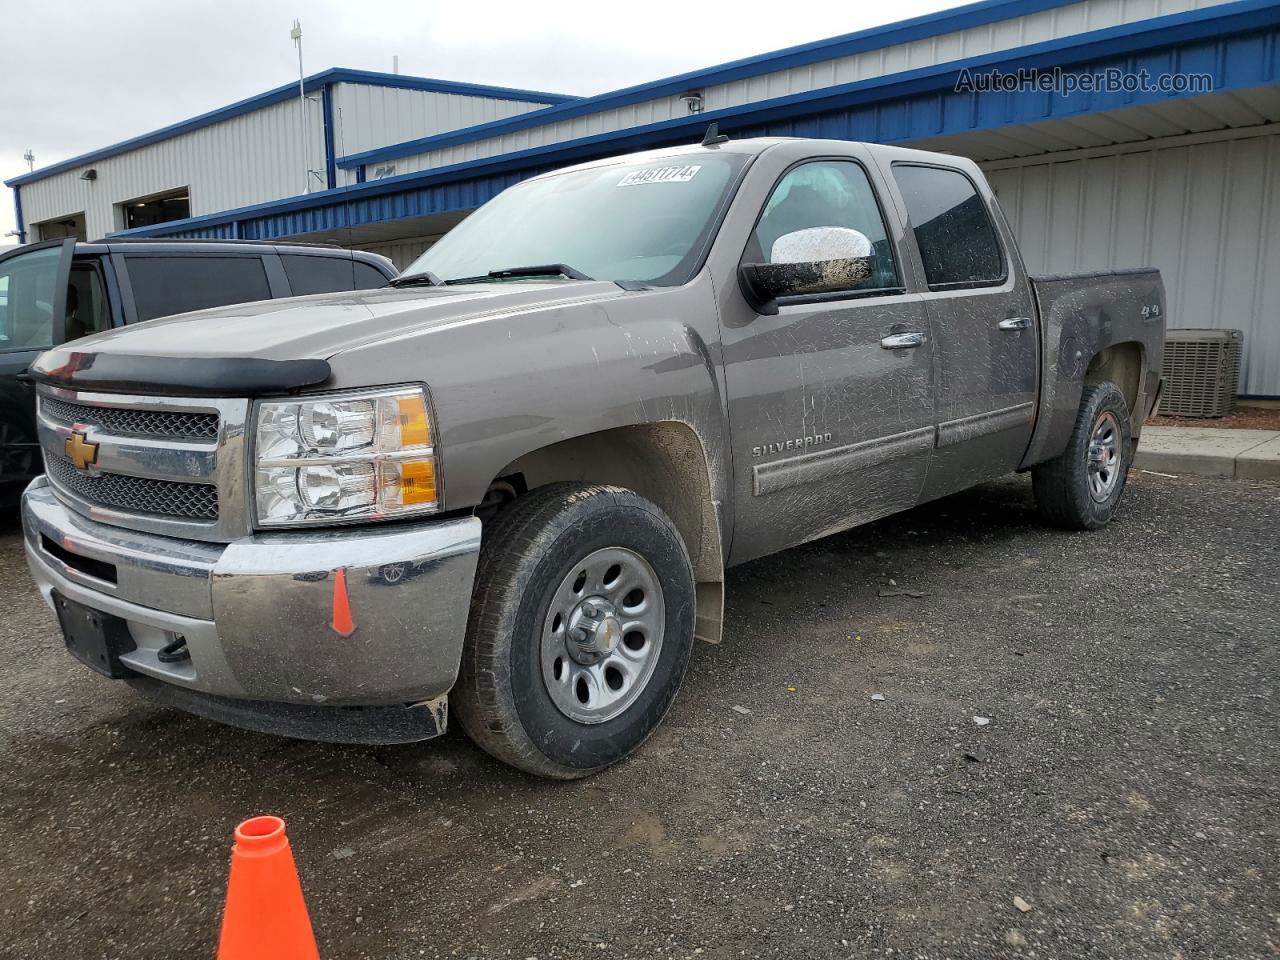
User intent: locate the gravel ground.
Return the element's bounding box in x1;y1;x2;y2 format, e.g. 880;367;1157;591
0;472;1276;960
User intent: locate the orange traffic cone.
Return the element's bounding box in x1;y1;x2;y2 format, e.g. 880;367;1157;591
218;816;321;960
330;568;356;638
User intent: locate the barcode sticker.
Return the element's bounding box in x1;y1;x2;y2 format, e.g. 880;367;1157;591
617;165;702;187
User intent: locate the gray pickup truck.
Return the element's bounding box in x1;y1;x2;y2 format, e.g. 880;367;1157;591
21;135;1165;778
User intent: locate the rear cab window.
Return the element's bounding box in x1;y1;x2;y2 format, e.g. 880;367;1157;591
892;164;1005;290
125;255;272;321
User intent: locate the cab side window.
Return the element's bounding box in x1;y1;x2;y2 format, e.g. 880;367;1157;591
747;160;900;294
892;164;1004;289
126;255;272;321
65;263;113;342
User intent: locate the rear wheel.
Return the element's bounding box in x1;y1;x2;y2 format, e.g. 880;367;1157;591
454;483;695;779
1032;381;1132;530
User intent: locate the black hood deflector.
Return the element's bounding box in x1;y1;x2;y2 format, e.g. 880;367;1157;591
29;349;332;396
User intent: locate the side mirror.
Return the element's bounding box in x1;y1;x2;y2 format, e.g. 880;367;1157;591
738;227;873;315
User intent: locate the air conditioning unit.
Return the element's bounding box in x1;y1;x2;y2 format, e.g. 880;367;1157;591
1157;328;1243;418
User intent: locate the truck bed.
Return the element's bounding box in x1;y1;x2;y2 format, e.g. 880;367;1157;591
1020;267;1166;470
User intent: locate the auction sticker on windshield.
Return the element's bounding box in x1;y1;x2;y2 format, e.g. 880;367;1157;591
617;165;702;187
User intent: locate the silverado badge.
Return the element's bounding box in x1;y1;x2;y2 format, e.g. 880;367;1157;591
65;429;100;471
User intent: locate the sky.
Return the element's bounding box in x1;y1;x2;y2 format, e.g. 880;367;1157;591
0;0;961;246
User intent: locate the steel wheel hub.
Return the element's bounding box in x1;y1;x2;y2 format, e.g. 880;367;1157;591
566;597;623;663
540;546;665;725
1087;411;1122;503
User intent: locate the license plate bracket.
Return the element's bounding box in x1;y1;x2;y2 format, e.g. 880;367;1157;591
53;592;138;679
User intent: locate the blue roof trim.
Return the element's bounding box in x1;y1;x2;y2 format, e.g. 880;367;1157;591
106;0;1277;241
4;67;576;189
324;68;576;104
337;0;1092;169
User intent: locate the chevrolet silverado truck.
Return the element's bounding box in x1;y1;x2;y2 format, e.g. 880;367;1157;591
0;239;396;506
21;135;1165;778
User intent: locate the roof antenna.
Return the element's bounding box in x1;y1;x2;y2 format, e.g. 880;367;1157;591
700;122;730;147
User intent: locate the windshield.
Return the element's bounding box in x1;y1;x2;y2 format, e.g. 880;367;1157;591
402;152;750;287
0;245;63;352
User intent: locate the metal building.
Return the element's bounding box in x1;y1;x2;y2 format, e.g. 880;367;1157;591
6;69;572;247
8;0;1280;394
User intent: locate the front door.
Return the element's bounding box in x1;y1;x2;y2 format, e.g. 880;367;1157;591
720;156;936;565
885;163;1039;499
0;239;75;496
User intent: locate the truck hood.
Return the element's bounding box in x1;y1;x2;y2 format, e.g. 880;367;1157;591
61;281;629;363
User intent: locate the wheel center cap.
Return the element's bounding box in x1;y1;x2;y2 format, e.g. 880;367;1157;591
567;596;622;662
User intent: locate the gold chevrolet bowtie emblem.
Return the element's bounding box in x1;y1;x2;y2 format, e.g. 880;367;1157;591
65;429;99;471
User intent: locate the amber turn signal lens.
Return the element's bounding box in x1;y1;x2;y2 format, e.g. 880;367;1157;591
396;394;431;447
392;459;437;506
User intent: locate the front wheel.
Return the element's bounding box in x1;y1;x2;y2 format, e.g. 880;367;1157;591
453;483;696;779
1032;381;1132;530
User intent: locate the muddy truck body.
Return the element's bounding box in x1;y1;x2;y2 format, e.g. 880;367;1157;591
21;137;1164;777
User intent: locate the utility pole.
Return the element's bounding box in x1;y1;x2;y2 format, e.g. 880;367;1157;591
23;149;34;172
291;19;310;195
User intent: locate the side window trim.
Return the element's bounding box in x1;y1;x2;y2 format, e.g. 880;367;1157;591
741;155;904;302
262;251;289;299
890;161;1008;292
108;251;140;324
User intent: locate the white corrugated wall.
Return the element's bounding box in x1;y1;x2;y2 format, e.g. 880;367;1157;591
986;129;1280;396
382;0;1236;178
331;84;552;184
18;84;559;240
19;96;326;242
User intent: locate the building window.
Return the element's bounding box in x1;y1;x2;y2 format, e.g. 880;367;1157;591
120;188;191;231
34;213;87;242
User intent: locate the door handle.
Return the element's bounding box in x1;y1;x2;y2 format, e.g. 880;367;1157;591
880;332;927;350
998;317;1032;331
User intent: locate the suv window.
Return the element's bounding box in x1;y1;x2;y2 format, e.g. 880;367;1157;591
893;165;1004;289
66;262;113;342
747;160;900;294
127;255;272;321
0;245;62;351
282;254;389;296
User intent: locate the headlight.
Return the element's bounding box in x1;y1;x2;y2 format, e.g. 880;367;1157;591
253;386;439;527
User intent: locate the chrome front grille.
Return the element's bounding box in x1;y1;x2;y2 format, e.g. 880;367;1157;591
45;453;219;520
41;396;219;441
36;387;251;542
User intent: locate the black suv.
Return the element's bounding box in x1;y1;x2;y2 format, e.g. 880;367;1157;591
0;238;397;504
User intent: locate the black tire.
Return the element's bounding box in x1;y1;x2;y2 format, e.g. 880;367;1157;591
453;483;696;779
1032;381;1132;530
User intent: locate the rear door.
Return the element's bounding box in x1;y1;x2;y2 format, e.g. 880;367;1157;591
720;153;937;564
884;162;1038;499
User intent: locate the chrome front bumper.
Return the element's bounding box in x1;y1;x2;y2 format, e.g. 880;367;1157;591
22;477;482;710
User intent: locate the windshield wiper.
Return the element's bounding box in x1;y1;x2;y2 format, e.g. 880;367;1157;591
389;270;444;288
443;264;594;285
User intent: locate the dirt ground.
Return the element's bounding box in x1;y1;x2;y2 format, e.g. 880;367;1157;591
0;472;1276;960
1148;404;1280;430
